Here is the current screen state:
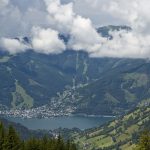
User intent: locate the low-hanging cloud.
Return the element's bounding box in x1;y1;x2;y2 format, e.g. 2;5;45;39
97;0;150;58
0;0;150;59
31;27;66;54
68;16;105;53
91;31;150;58
0;37;29;54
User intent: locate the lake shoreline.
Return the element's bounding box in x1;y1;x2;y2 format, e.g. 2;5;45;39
70;113;116;118
6;115;114;130
2;113;116;119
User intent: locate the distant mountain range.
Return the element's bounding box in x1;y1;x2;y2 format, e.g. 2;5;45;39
0;25;150;116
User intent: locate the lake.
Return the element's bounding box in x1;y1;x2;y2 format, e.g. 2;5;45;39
8;115;114;130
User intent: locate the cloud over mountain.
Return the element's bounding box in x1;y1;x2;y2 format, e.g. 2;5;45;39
0;0;150;58
44;0;105;53
31;27;66;54
98;0;150;58
102;0;150;33
0;38;29;54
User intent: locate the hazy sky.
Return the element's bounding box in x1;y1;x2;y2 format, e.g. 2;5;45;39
0;0;126;37
0;0;150;58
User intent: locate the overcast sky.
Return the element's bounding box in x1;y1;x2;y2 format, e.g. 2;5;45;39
0;0;126;37
0;0;150;58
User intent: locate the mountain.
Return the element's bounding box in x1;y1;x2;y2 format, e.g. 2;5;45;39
0;25;150;116
0;50;117;108
72;102;150;150
97;25;131;39
74;58;150;115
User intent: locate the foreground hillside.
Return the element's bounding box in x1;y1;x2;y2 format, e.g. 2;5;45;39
0;102;149;150
0;122;77;150
0;117;53;140
72;103;150;150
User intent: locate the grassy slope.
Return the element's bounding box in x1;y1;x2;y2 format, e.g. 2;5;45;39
11;80;33;109
0;56;10;63
73;103;150;150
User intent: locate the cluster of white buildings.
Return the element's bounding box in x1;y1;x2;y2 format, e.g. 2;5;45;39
0;104;76;119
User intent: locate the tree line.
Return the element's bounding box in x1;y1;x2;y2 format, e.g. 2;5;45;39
0;122;77;150
135;130;150;150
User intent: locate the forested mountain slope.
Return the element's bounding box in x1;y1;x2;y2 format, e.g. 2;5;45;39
0;25;150;116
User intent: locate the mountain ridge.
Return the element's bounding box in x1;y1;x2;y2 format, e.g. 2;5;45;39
0;25;150;117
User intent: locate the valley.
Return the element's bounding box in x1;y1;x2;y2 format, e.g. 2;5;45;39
0;101;149;149
0;0;150;149
1;48;150;118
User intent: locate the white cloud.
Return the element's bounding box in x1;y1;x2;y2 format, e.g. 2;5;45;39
0;0;47;37
0;0;24;37
31;27;66;54
0;0;150;59
68;16;105;52
0;38;29;54
44;0;106;54
102;0;150;33
0;0;9;9
90;31;150;58
90;0;150;58
44;0;75;33
71;0;150;58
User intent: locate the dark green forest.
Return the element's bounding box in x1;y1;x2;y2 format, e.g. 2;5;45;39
0;121;150;150
135;130;150;150
0;122;77;150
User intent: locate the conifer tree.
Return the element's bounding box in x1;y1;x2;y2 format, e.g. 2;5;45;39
0;122;77;150
135;130;150;150
0;122;5;150
3;125;21;150
24;137;40;150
